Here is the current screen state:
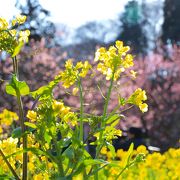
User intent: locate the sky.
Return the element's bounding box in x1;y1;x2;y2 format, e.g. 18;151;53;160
0;0;158;28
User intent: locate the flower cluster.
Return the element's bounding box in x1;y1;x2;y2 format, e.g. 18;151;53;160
52;100;78;126
0;109;18;133
100;146;180;179
0;135;52;179
59;59;91;88
95;40;134;80
128;88;148;113
0;15;30;56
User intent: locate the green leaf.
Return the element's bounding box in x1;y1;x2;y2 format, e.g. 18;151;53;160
44;131;52;144
62;146;75;160
106;114;119;124
118;96;126;106
24;122;37;129
12;127;22;138
106;142;116;159
123;143;134;167
83;159;107;166
12;41;24;57
5;74;30;96
30;75;61;100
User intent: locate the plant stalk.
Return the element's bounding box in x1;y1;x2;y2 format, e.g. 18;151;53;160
0;149;20;180
13;57;28;180
78;78;84;142
94;69;116;180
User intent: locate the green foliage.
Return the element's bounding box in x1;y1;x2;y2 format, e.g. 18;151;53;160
0;15;149;179
5;74;30;96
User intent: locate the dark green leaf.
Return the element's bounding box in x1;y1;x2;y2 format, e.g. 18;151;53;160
12;127;22;138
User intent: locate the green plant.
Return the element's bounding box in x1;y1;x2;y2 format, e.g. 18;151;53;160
0;15;148;179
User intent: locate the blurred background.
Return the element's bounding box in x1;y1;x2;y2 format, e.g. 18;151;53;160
0;0;180;152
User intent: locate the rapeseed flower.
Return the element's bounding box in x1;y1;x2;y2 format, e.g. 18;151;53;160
95;40;134;80
26;110;37;122
0;15;30;56
0;109;18;126
60;59;91;88
128;88;148;113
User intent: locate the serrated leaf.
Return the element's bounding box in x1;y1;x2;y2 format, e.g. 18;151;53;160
5;74;30;96
24;122;37;129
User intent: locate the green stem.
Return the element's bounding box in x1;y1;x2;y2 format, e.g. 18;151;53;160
115;161;135;180
52;133;64;177
0;149;20;180
13;56;27;180
16;89;27;180
95;70;115;158
78;78;84;142
94;70;116;180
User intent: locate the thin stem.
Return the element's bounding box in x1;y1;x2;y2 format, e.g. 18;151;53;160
78;78;84;142
14;56;19;78
12;56;27;180
12;58;16;75
94;70;116;180
51;131;64;177
16;89;27;180
0;149;20;180
115;161;135;180
95;70;115;158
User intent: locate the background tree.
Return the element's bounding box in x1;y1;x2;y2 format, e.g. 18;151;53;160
116;0;148;54
15;0;56;41
162;0;180;44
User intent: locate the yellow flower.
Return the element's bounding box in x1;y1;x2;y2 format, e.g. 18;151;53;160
139;103;148;113
72;87;79;95
128;88;148;113
0;17;8;30
94;40;133;81
19;30;30;43
60;60;91;88
101;146;108;155
0;109;19;126
130;70;137;79
52;100;64;112
26;110;37;122
15;14;27;24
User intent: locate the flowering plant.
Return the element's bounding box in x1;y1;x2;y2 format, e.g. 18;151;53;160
0;15;148;179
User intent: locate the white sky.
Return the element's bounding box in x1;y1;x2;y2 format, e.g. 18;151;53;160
0;0;127;28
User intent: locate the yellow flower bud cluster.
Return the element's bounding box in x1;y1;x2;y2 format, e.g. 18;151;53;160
0;15;30;56
128;88;148;113
95;40;134;80
26;110;37;122
60;59;91;88
0;109;18;133
94;126;122;142
52;100;78;126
